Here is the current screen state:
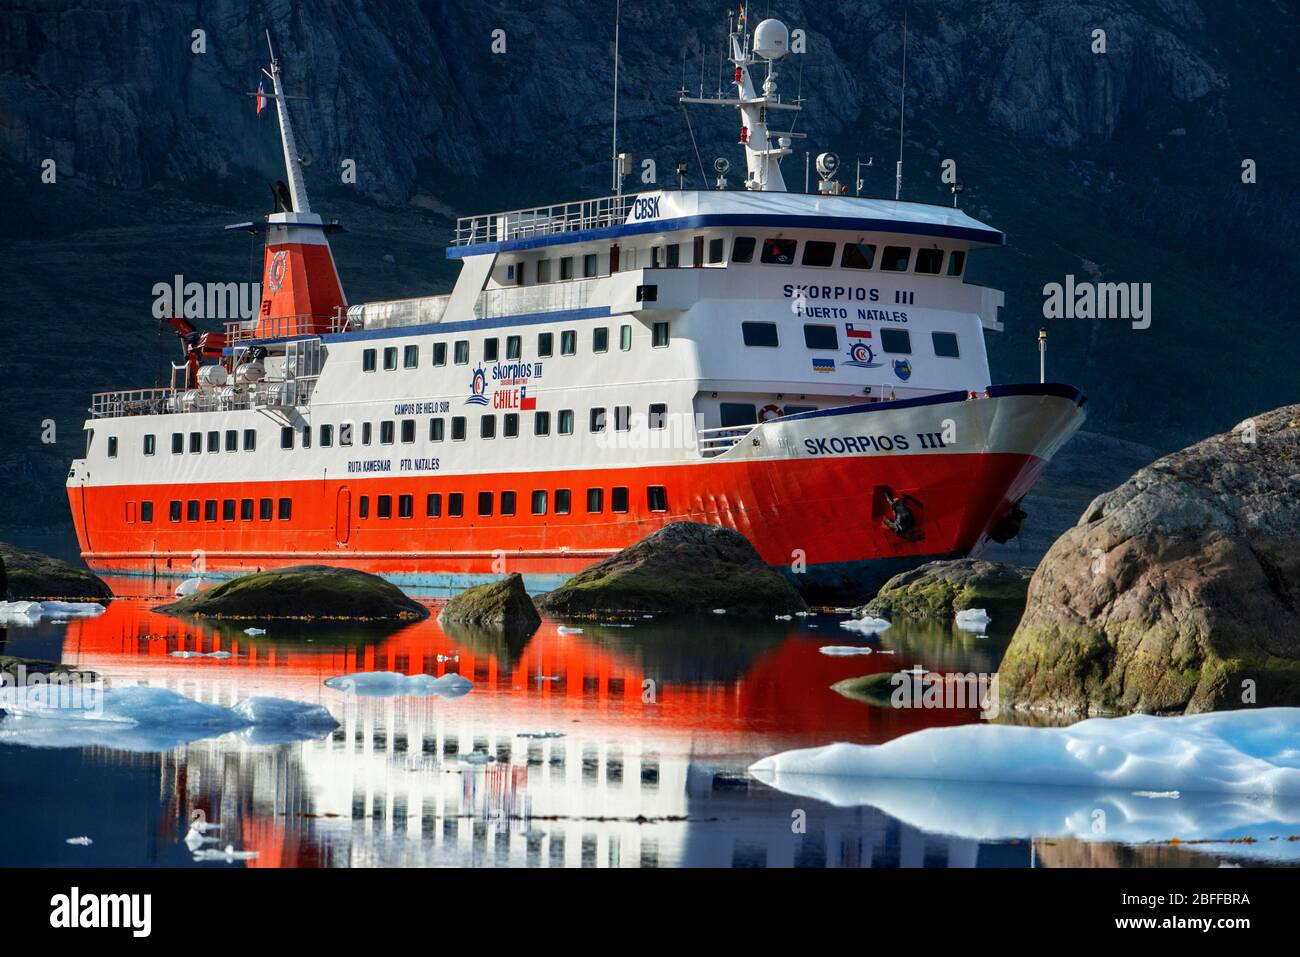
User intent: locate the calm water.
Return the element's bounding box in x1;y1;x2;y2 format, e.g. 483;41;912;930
1;581;1292;868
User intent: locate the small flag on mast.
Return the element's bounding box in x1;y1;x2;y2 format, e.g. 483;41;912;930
255;81;267;115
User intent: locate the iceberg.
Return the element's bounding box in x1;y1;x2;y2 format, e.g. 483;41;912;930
819;646;874;656
231;696;340;744
0;600;105;625
324;671;473;699
954;608;992;632
839;616;891;635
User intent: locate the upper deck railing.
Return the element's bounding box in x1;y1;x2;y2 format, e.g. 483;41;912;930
454;193;637;247
224;313;352;344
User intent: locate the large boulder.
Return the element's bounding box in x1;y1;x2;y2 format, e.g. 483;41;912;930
0;542;110;600
1000;406;1300;715
536;522;808;618
155;565;428;620
860;558;1033;621
438;573;540;635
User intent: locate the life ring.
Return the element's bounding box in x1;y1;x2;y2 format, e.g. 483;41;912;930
758;404;783;423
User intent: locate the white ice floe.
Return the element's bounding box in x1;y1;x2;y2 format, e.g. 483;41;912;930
323;671;473;699
192;844;258;863
819;646;874;656
0;600;105;625
954;608;992;631
557;626;584;634
65;836;93;846
712;608;726;615
168;650;236;659
174;577;215;598
839;616;892;635
243;627;266;636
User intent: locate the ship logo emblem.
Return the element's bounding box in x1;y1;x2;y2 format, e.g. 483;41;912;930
844;324;881;368
466;365;489;406
893;359;913;381
267;250;289;292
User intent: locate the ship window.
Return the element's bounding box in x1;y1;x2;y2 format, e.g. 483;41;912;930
593;327;609;353
531;490;548;515
189;432;202;454
947;250;966;276
720;403;758;427
187;500;200;522
732;236;757;262
614;406;631;431
454;340;469;364
141;501;154;523
555;489;572;515
538;332;554;357
880;329;912;354
506;335;521;360
225;429;238;452
514;262;525;285
222;499;235;521
448;493;464;517
504;413;519;438
339;423;353;446
401;419;415;443
433;342;448;366
620;325;632;350
760;238;797;264
404;344;419;368
647;486;668;512
804;324;839;350
380;421;395;445
430;418;444;442
784;405;817;415
202;499;216;522
426;493;442;517
362;349;377;372
742;321;780;347
665;244;680;268
477;491;493;516
259;498;273;520
102;435;117;458
279;498;292;520
362;422;373;445
534;411;551;435
708;238;725;264
583;253;598;277
243;429;256;451
399;494;413;518
560;330;576;355
170;501;182;522
558;409;574;435
481;415;496;439
611;487;629;513
358;496;369;519
320;424;334;447
842;242;877;269
802;241;837;267
652;322;669;347
452;416;466;441
142;434;155;456
281;426;294;450
377;495;392;519
537;259;552;283
484;337;499;362
649;403;667;429
932;331;960;358
172;433;183;454
501;491;517;516
560;257;573;280
916;247;943;274
241;499;254;521
383;347;398;370
586;488;604;513
880;245;911;271
589;408;607;433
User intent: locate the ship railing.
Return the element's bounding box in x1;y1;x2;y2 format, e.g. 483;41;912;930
90;388;174;418
454;192;638;246
476;277;597;319
697;424;756;457
90;377;320;418
224;313;352;344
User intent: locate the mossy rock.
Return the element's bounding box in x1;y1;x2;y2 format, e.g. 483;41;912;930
438;573;540;636
0;542;110;601
860;558;1033;622
536;522;808;618
831;671;903;707
154;565;428;620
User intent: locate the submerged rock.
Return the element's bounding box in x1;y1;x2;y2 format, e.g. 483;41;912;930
859;558;1033;621
155;565;428;620
1;654;97;682
535;522;808;618
1000;406;1300;715
0;542;110;601
438;573;540;634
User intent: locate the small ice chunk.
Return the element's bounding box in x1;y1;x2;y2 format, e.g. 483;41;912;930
955;608;992;632
819;646;874;656
840;616;892;634
244;627;267;636
65;836;93;846
231;697;339;732
516;731;565;739
1133;790;1180;799
557;626;584;634
774;614;793;621
39;601;107;619
712;608;726;615
324;671;473;699
0;600;104;624
459;752;494;765
193;844;259;862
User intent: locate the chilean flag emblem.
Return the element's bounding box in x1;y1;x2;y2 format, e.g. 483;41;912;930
520;385;537;411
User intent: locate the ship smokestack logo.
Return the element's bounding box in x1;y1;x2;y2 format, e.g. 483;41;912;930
267;250;289;292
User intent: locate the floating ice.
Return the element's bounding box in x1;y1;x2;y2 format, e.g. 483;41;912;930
1134;790;1180;799
192;844;259;863
0;600;105;625
231;697;339;744
244;627;267;636
819;646;874;656
459;752;494;765
774;614;793;621
557;626;584;634
324;671;473;699
954;608;992;632
65;837;93;846
712;608;726;615
839;616;891;634
516;731;565;739
168;650;236;659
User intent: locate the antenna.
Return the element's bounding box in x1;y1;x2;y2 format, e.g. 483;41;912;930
895;9;907;201
611;0;622;195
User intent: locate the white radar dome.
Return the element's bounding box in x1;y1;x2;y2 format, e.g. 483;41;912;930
753;19;789;60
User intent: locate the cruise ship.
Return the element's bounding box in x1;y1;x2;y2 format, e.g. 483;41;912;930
67;13;1086;597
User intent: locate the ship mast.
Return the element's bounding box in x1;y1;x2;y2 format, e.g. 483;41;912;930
680;8;800;192
264;30;311;214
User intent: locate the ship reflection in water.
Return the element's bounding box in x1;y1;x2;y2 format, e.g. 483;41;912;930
0;580;1279;868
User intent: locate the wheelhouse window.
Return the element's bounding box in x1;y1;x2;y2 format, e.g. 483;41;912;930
613;406;631;431
801;241;836;267
170;501;182;522
915;247;944;274
742;321;779;347
204;500;217;522
760;238;797;264
362;422;373;445
947;250;967;277
880;329;913;354
105;436;118;458
803;324;839;350
222;499;235;521
932;331;961;358
732;237;757;262
841;242;877;269
141;502;154;523
241;499;254;520
880;245;911;271
708;237;725;264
